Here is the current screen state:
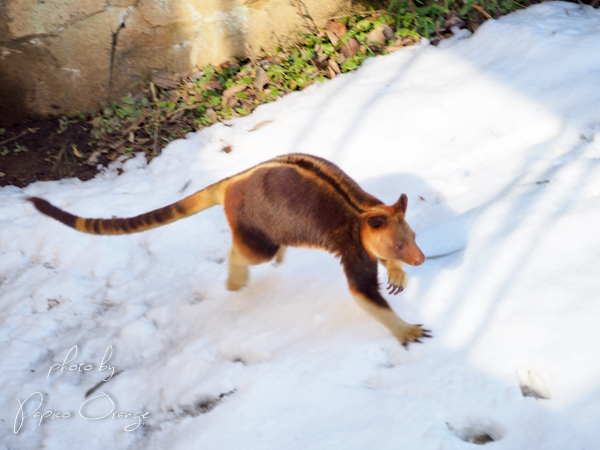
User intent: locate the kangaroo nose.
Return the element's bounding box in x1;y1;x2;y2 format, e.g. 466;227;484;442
414;254;425;266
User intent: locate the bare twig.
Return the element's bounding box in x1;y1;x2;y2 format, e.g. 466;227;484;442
52;143;76;178
0;128;38;147
290;0;319;34
331;9;382;20
506;0;526;8
471;4;493;20
85;370;124;398
408;0;417;16
142;103;199;131
120;116;144;138
150;81;160;154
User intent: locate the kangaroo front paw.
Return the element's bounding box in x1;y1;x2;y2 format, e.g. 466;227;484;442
394;324;432;348
386;269;408;295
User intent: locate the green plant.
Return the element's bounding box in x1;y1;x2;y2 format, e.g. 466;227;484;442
57;116;70;134
14;144;28;153
84;2;533;163
387;0;528;38
0;143;29;156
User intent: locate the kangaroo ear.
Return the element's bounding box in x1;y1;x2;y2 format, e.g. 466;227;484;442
367;215;388;229
393;194;408;214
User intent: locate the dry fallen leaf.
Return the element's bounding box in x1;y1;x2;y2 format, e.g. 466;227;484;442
341;38;359;58
166;89;180;103
206;109;218;122
395;37;415;46
328;59;341;74
255;67;269;92
366;27;386;46
384;46;403;53
248;120;273;132
200;79;221;91
215;61;232;72
325;21;347;46
222;84;248;107
87;151;101;165
325;30;339;46
151;70;180;89
314;54;329;69
221;139;232;153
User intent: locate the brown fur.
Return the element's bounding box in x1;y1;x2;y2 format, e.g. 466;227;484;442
28;153;429;346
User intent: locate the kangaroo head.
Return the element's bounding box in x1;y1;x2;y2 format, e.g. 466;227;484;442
360;194;425;266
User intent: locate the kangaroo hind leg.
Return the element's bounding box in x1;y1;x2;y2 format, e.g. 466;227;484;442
227;240;282;291
227;243;252;291
275;246;287;264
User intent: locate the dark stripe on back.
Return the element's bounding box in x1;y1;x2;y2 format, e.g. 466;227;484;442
27;197;78;229
276;155;381;214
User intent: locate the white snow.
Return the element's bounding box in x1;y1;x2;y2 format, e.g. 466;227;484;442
2;2;600;448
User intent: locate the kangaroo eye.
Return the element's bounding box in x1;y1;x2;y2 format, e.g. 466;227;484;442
397;245;404;250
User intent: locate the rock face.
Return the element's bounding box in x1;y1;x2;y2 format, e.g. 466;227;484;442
0;0;352;124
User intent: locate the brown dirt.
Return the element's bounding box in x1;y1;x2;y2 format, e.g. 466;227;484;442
0;117;114;188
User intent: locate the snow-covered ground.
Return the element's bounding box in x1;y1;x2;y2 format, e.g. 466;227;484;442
2;2;600;448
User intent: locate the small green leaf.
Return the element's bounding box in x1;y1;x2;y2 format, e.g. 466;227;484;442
203;64;215;77
356;19;373;31
321;43;335;55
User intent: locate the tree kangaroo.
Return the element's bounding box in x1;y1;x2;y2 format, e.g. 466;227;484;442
28;153;429;346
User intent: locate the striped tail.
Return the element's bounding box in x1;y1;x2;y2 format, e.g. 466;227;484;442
27;180;227;236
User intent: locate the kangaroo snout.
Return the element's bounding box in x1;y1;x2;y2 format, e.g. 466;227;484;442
411;250;426;266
